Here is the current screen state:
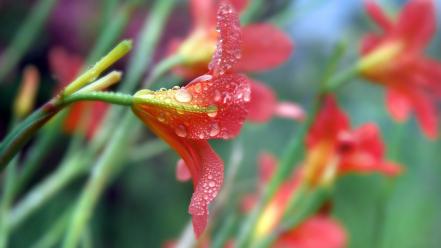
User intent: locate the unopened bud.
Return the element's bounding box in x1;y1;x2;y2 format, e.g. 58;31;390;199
13;66;40;118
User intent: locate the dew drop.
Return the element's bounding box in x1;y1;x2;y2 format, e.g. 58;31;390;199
207;111;217;118
175;124;187;137
214;90;222;102
172;85;181;90
175;88;192;103
209;123;220;137
223;94;231;104
157;113;166;123
194;84;201;93
208;181;215;187
243;90;251;102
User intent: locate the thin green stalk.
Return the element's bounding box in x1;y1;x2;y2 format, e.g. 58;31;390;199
0;160;17;248
31;208;72;248
374;122;406;248
62;91;134;106
91;0;177;151
7;154;90;230
143;54;184;88
11;114;65;197
7;139;166;231
0;106;58;171
86;4;136;65
10;3;134;196
211;212;238;248
62;1;177;247
61;114;136;248
0;0;58;83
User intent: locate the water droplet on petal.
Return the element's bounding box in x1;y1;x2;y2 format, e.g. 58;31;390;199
194;84;201;93
172;85;181;90
157;113;166;123
175;89;192;103
209;123;220;137
207;111;217;118
214;90;221;102
208;181;215;187
243;90;251;102
175;124;187;137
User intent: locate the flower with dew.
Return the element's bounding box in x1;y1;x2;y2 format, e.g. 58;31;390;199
303;96;402;187
359;0;441;139
49;47;108;140
132;1;250;237
168;0;302;123
242;153;347;248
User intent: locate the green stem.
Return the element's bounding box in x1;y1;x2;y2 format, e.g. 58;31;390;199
0;91;133;172
63;40;132;96
6;139;166;231
0;105;58;171
143;54;184;88
62;114;135;248
322;65;359;92
0;0;58;83
7;154;90;230
0;159;17;248
63;91;133;106
31;208;72;248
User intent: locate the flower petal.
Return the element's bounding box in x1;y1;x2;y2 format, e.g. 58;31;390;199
247;80;277;122
275;215;347;248
190;0;216;29
386;88;412;122
307;96;349;148
274;101;305;121
208;1;242;76
258;152;277;185
133;73;250;140
339;124;402;176
131;115;224;237
230;0;249;12
364;0;393;32
176;159;192;181
360;33;383;55
49;47;83;91
235;24;293;72
395;0;436;50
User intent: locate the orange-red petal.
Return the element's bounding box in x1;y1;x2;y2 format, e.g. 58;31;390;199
235;24;293;72
395;0;435;51
131;115;224;238
306;96;349;149
208;1;242;76
386;88;412;122
247;80;277;122
364;0;393;32
275;215;347;248
133;73;250;140
176;159;192;182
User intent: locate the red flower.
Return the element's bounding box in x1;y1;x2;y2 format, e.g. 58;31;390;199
169;0;297;123
359;0;441;138
303;96;402;186
132;1;250;238
49;47;108;140
245;153;347;248
274;214;346;248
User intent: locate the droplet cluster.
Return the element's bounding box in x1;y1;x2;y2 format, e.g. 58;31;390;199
208;1;242;76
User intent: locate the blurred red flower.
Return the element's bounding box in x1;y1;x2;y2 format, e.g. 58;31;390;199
244;153;347;248
49;47;108;140
168;0;300;123
132;1;250;238
360;0;441;139
304;96;402;186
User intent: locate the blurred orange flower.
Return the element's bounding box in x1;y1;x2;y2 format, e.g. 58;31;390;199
360;0;441;138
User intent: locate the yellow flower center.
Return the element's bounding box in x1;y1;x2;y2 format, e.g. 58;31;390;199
178;29;217;65
358;41;404;78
